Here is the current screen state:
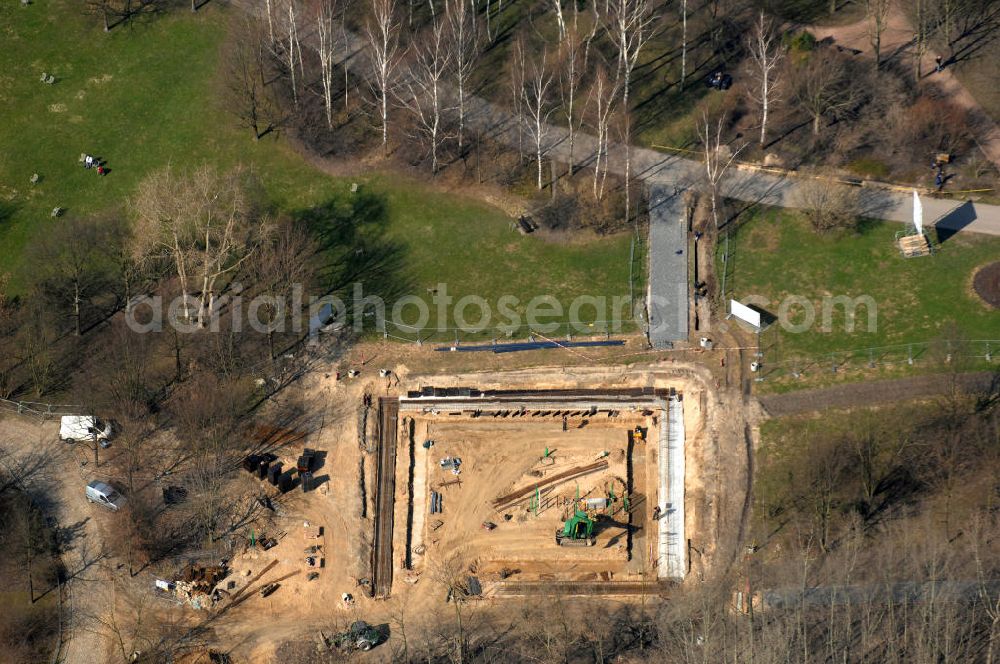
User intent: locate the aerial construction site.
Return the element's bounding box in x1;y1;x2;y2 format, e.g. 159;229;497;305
356;362;727;604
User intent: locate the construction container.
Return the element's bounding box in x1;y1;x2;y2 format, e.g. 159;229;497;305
267;462;282;485
258;458;271;480
301;471;313;493
242;455;261;473
278;472;293;493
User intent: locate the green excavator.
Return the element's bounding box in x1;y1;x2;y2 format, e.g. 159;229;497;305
555;510;596;546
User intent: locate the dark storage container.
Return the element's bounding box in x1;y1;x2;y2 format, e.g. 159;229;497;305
242;454;261;473
267;462;282;485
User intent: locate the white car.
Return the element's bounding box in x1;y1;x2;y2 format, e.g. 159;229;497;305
60;415;113;447
86;480;125;511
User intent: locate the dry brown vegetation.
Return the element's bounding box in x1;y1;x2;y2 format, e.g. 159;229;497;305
0;486;61;663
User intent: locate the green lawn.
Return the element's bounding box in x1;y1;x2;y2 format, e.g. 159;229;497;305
722;208;1000;358
375;179;636;336
0;1;342;275
1;0;638;338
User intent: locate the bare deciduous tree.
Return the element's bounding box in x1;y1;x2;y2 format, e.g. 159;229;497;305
447;0;478;155
400;17;452;174
680;0;688;89
588;65;618;201
745;10;783;148
132;166;265;328
791;52;858;135
552;0;567;41
699;112;745;231
226;18;280;140
246;221;318;360
559;23;596;176
278;0;305;108
29;216;117;337
865;0;891;69
316;0;339;128
522;51;556;190
365;0;402;155
912;0;932;81
605;0;655;223
792;177;861;233
265;0;276;44
509;34;528;163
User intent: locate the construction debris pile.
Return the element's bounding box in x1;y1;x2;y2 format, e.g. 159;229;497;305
172;563;229;610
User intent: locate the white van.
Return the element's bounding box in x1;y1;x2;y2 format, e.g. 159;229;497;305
60;416;113;446
86;480;125;511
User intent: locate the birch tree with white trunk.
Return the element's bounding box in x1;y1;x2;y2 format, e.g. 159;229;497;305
587;65;619;201
265;0;276;44
745;10;783;148
509;34;528;163
316;0;338;128
269;0;304;108
522;51;556;190
447;0;479;155
365;0;402;155
699;112;745;231
552;0;567;41
606;0;655;223
559;23;596;176
400;17;452;174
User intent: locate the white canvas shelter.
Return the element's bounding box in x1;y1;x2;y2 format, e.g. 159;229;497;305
730;299;762;329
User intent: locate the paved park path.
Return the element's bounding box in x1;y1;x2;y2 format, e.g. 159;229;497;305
266;5;1000;238
647;186;688;346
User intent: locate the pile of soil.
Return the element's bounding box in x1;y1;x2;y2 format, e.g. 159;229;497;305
973;261;1000;309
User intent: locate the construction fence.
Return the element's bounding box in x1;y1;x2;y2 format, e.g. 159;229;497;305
0;398;82;421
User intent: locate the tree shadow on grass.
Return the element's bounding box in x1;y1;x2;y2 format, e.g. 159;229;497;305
293;188;412;322
0;201;18;229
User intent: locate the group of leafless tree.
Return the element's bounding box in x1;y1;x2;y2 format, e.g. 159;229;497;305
0;160;360;591
221;0;999;237
224;0;668;230
0;469;61;662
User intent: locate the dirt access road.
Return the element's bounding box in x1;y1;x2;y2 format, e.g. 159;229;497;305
759;371;998;417
0;415;113;664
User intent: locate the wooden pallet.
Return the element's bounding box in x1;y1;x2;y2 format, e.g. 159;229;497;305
898;233;931;257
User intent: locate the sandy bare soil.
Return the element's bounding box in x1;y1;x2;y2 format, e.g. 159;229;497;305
0;343;757;663
412;418;635;572
0;415;114;664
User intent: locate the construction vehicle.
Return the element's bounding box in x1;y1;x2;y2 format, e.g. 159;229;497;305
555;510;596;546
332;620;381;652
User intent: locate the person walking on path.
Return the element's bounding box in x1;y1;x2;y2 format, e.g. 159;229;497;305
935;170;944;191
935;55;944;73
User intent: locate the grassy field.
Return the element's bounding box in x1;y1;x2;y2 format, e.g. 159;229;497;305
722;207;1000;358
0;1;340;273
0;0;638;336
